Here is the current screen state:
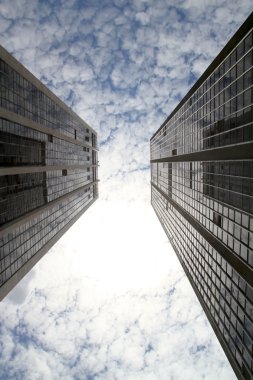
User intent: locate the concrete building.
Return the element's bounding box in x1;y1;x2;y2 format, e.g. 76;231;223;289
150;12;253;380
0;46;98;301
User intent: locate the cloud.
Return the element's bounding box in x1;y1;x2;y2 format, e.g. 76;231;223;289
0;0;251;379
0;200;237;379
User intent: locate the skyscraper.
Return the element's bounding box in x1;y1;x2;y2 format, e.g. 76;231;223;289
0;46;98;301
150;13;253;380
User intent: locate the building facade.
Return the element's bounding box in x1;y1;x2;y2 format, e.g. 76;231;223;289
0;46;98;301
150;13;253;380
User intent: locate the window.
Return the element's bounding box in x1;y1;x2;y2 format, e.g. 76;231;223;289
213;212;222;227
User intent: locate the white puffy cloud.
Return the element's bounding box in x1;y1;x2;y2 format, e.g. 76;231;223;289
0;0;251;378
0;200;237;379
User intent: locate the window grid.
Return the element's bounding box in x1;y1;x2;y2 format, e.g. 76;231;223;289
151;30;253;160
152;186;253;375
0;188;93;286
0;59;96;147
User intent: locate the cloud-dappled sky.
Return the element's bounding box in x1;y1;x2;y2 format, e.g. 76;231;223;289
0;1;253;379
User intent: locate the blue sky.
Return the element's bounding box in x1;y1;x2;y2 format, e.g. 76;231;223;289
0;1;253;379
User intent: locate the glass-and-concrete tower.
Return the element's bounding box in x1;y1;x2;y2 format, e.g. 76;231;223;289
151;13;253;380
0;45;98;301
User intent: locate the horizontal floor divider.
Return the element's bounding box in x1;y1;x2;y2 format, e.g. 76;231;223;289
0;107;98;152
151;141;253;163
0;165;98;176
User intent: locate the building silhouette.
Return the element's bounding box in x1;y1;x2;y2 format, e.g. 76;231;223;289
150;13;253;380
0;46;98;301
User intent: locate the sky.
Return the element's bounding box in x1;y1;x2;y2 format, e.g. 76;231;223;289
0;1;253;379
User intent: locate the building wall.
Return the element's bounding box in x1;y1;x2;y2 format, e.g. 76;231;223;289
0;46;98;301
151;13;253;380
